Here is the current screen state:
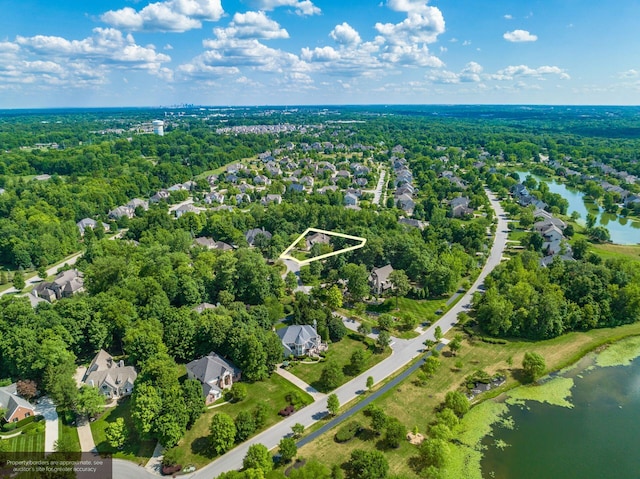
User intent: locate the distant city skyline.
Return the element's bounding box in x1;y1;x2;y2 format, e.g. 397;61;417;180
1;0;640;108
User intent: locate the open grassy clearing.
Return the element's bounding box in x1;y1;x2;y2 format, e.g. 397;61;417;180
172;374;313;469
287;333;390;392
90;397;156;465
297;320;640;478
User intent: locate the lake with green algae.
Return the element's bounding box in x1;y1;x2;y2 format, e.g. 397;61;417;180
480;339;640;479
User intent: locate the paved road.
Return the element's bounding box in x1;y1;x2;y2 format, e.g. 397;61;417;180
372;168;387;206
110;189;509;479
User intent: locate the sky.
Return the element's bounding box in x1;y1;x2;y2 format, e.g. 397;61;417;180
1;0;640;108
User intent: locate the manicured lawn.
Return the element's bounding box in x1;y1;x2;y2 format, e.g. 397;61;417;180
58;410;81;453
368;297;448;322
297;320;640;478
172;374;313;469
90;397;156;465
288;333;390;392
592;242;640;261
4;424;45;453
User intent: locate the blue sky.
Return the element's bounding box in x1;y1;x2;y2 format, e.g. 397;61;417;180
1;0;639;107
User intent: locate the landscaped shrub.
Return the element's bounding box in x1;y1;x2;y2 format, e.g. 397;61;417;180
1;414;40;432
335;421;361;443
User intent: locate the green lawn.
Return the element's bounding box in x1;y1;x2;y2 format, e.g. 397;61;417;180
90;397;156;465
368;297;448;322
58;410;81;453
172;374;313;469
288;333;391;392
4;424;45;453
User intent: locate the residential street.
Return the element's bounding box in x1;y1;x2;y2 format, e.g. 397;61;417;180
111;189;508;479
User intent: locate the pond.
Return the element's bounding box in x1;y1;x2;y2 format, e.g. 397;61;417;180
481;345;640;479
515;171;640;244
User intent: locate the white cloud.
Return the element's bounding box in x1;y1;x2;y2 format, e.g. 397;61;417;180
427;61;483;84
101;0;224;32
225;11;289;39
504;14;513;20
386;0;432;14
301;46;341;62
462;40;471;46
375;10;445;45
249;0;320;16
493;64;570;80
9;28;172;87
619;69;638;79
330;23;362;46
503;29;538;42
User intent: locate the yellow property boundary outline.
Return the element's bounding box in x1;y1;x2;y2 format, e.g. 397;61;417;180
279;227;367;266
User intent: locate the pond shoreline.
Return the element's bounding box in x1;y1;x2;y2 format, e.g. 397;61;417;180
453;334;640;479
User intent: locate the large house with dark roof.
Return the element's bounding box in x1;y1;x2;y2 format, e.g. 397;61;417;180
83;350;137;399
186;353;241;404
30;269;84;304
0;383;36;423
369;264;394;295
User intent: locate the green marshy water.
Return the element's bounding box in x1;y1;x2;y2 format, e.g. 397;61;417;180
480;340;640;479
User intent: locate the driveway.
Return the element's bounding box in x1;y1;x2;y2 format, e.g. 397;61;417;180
35;397;58;454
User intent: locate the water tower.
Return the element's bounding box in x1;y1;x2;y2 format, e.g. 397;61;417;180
152;120;164;136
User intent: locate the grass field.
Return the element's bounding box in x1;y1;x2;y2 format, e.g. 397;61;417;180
90;397;156;465
297;320;640;477
3;425;45;453
58;410;81;453
172;374;313;469
287;333;390;392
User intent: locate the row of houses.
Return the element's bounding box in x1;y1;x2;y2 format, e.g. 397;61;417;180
392;155;416;215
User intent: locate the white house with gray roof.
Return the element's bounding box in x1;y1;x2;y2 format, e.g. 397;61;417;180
276;324;325;358
83;350;137;399
186;353;241;404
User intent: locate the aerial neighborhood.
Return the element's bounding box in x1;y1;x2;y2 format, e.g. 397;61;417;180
1;106;639;479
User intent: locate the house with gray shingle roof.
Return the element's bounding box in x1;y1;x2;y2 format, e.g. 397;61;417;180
0;383;36;423
186;353;241;404
83;350;137;399
369;264;394;295
277;325;324;358
76;218;110;236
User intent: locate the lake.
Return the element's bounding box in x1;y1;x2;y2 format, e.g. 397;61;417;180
515;171;640;245
481;354;640;479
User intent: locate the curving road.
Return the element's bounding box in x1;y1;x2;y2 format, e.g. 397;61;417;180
113;190;509;479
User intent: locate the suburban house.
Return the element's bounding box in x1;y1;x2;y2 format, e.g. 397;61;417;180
174;204;202;218
149;190;170;203
83;350;138;399
76;218;110;236
108;205;135;220
194;237;216;249
192;302;218;313
399;217;428;230
0;383;36;423
126;198;149;211
31;269;84;303
306;232;331;250
261;194;282;205
245;227;272;246
344;193;359;206
395;194;415;215
369;264;394;295
277;324;325;358
186;353;241;404
450;196;474;218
